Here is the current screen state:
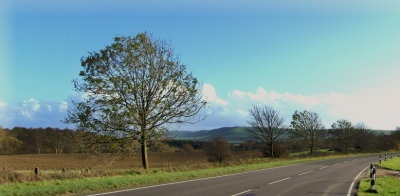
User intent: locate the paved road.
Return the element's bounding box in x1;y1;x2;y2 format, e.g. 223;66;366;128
89;155;382;196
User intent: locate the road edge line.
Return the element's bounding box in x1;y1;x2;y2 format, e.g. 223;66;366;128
346;165;369;196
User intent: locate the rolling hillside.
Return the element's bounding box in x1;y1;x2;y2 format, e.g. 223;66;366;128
169;127;255;143
169;127;393;143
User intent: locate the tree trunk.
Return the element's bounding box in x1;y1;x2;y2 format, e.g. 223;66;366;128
141;139;149;169
270;142;275;159
310;145;313;155
345;143;348;154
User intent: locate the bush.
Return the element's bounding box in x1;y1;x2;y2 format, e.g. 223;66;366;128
262;143;289;158
182;143;194;152
204;137;231;163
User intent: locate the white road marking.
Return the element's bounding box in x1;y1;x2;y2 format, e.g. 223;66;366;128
333;163;341;166
319;166;329;169
347;165;370;196
88;155;375;196
87;163;302;196
268;177;291;185
298;170;313;176
231;189;252;196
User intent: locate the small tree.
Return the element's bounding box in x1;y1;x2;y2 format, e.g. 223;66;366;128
204;137;231;163
66;33;206;169
331;119;354;154
353;122;374;152
248;105;286;158
290;110;325;155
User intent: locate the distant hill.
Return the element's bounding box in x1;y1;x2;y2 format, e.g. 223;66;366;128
169;126;393;143
169;127;255;143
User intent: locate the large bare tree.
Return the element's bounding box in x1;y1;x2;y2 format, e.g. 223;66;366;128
248;105;286;158
66;33;206;169
290;110;325;155
331;119;354;154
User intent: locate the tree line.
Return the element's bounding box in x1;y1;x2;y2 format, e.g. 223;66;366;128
0;124;398;158
247;105;400;159
0;126;209;155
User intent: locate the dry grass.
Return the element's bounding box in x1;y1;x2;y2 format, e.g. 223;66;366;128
0;151;261;184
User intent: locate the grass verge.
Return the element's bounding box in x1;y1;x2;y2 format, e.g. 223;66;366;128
358;156;400;196
378;157;400;171
358;176;400;196
0;153;378;196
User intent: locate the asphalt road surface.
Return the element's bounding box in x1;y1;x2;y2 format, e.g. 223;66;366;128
89;155;381;196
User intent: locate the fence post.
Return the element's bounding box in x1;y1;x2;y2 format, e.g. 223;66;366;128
379;156;382;164
34;168;39;176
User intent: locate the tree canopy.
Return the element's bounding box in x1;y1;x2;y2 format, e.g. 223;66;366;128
66;33;206;169
290;110;325;155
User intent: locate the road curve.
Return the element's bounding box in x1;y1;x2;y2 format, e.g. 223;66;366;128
88;155;381;196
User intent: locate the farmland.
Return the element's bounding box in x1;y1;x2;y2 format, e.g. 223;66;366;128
0;151;261;183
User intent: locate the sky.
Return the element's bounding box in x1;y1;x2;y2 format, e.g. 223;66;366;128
1;0;400;130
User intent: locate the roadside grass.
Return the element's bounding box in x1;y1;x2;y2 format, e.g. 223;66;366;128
358;176;400;196
0;153;378;196
288;149;335;157
358;156;400;196
378;157;400;171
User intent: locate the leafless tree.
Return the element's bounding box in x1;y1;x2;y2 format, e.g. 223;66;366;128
352;122;373;152
204;137;231;163
248;105;286;158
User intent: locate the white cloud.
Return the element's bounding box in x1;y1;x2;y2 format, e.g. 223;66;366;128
59;101;68;111
231;88;282;103
229;87;400;130
202;83;229;106
0;98;73;129
22;98;41;111
0;101;6;108
20;98;41;118
231;87;322;107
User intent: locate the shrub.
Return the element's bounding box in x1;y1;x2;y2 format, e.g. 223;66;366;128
204;137;231;163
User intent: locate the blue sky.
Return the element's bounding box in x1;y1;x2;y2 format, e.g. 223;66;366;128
1;0;400;130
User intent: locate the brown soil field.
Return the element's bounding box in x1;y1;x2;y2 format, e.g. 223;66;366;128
0;151;262;171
